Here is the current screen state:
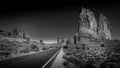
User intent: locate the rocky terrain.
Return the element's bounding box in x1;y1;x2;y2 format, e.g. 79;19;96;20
0;29;57;61
62;8;120;68
63;40;120;68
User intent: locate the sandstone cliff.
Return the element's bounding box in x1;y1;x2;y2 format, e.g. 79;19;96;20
75;7;112;44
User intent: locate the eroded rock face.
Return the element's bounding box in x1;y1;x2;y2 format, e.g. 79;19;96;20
98;14;111;40
79;8;98;38
76;7;111;43
65;8;119;68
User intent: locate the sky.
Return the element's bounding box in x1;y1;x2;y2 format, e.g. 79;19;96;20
0;1;120;43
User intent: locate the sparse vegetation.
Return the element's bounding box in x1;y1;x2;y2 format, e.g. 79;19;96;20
63;42;120;68
0;39;42;60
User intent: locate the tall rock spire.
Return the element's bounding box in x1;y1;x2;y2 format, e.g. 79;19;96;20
98;14;111;40
79;7;98;38
77;7;111;41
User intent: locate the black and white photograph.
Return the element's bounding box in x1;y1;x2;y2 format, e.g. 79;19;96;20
0;1;120;68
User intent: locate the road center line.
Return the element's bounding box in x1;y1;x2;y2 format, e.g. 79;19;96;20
42;48;61;68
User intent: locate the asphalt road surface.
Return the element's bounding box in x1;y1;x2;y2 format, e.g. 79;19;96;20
0;47;61;68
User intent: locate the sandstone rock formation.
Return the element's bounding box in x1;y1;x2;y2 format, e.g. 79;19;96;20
98;14;112;40
0;28;26;39
64;8;120;68
11;28;26;38
57;37;68;45
0;28;29;43
74;7;112;44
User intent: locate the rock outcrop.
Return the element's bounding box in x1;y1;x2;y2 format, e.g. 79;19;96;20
63;7;120;68
0;28;29;43
74;7;112;44
11;28;26;38
0;28;26;39
98;14;111;40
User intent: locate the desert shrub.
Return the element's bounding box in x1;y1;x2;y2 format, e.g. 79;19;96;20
63;45;68;49
42;46;50;50
30;44;39;51
20;47;30;53
0;39;31;59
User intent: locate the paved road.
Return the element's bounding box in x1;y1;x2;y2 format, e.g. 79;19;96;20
0;47;61;68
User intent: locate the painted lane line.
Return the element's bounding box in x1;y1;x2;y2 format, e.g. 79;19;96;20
42;48;61;68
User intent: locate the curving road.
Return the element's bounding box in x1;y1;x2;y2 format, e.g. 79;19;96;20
0;47;61;68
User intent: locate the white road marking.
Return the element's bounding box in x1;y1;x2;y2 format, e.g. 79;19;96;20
42;48;61;68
